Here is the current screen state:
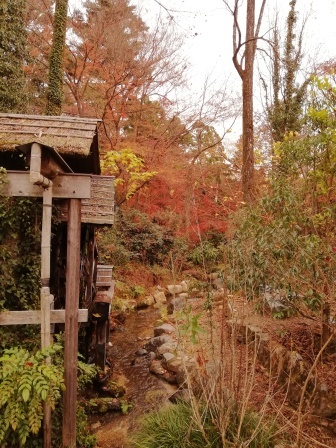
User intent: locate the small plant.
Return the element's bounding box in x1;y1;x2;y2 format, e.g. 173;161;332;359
177;306;205;344
120;400;133;415
130;285;146;299
158;306;169;323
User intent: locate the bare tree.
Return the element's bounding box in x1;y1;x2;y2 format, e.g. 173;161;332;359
223;0;267;203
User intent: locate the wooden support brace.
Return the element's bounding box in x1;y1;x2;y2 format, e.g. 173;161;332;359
5;171;91;199
0;309;89;326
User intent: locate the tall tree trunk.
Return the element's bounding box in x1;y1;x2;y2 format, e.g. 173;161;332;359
46;0;68;115
224;0;266;203
242;0;255;202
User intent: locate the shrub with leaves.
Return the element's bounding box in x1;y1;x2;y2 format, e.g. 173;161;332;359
188;240;222;270
98;208;174;266
225;177;335;316
0;345;64;446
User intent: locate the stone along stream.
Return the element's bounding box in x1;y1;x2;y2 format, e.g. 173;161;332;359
91;306;177;448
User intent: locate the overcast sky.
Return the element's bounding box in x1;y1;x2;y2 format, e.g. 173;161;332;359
69;0;336;139
128;0;336;139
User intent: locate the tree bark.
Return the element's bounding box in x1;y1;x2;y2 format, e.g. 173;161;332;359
241;0;255;202
225;0;267;203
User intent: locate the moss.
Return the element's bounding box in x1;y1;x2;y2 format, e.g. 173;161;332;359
0;0;28;112
46;0;68;116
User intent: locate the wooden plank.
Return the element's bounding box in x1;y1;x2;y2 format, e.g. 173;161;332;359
63;199;81;448
6;171;91;199
0;309;88;325
2;121;98;132
0;113;101;124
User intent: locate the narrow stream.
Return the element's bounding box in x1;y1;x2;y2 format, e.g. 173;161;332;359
91;306;176;448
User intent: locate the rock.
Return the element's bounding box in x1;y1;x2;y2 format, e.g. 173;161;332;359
161;352;175;366
161;371;177;384
137;295;154;308
154;323;176;337
181;280;189;292
148;351;156;361
157;341;178;355
169;296;187;313
177;292;189;299
144;335;174;353
175;359;199;391
169;389;190;403
149;359;166;375
135;348;148;356
100;380;126;398
149;359;176;383
165;357;183;373
153;291;167;304
167;284;183;295
85;397;123;414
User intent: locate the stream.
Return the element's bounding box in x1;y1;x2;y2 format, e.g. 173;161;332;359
91;306;176;448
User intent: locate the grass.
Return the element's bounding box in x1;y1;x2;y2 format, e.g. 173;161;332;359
130;399;280;448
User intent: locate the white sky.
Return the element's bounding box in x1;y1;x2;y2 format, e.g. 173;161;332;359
70;0;336;140
133;0;336;140
135;0;336;84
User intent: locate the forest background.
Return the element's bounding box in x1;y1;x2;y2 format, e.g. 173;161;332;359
1;0;336;446
1;0;336;364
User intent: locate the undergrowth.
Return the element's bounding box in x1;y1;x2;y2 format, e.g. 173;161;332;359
131;400;279;448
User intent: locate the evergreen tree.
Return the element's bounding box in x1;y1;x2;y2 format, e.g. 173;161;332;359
0;0;27;112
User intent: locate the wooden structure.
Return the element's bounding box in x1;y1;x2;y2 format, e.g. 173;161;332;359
0;113;115;448
93;265;114;369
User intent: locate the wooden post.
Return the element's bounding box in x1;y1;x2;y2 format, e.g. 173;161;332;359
41;187;53;448
62;199;81;448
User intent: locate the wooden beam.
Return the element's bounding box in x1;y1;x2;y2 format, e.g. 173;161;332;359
3;129;93;139
0;112;101;124
63;199;81;448
6;171;91;199
0;309;88;325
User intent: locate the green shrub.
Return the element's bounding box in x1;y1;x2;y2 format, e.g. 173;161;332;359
98;209;174;266
131;401;220;448
188;240;222;269
224;177;335;312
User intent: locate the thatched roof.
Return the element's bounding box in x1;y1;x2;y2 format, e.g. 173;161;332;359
0;113;102;174
0;113;100;156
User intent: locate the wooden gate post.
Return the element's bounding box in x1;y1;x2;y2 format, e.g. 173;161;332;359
62;199;81;447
